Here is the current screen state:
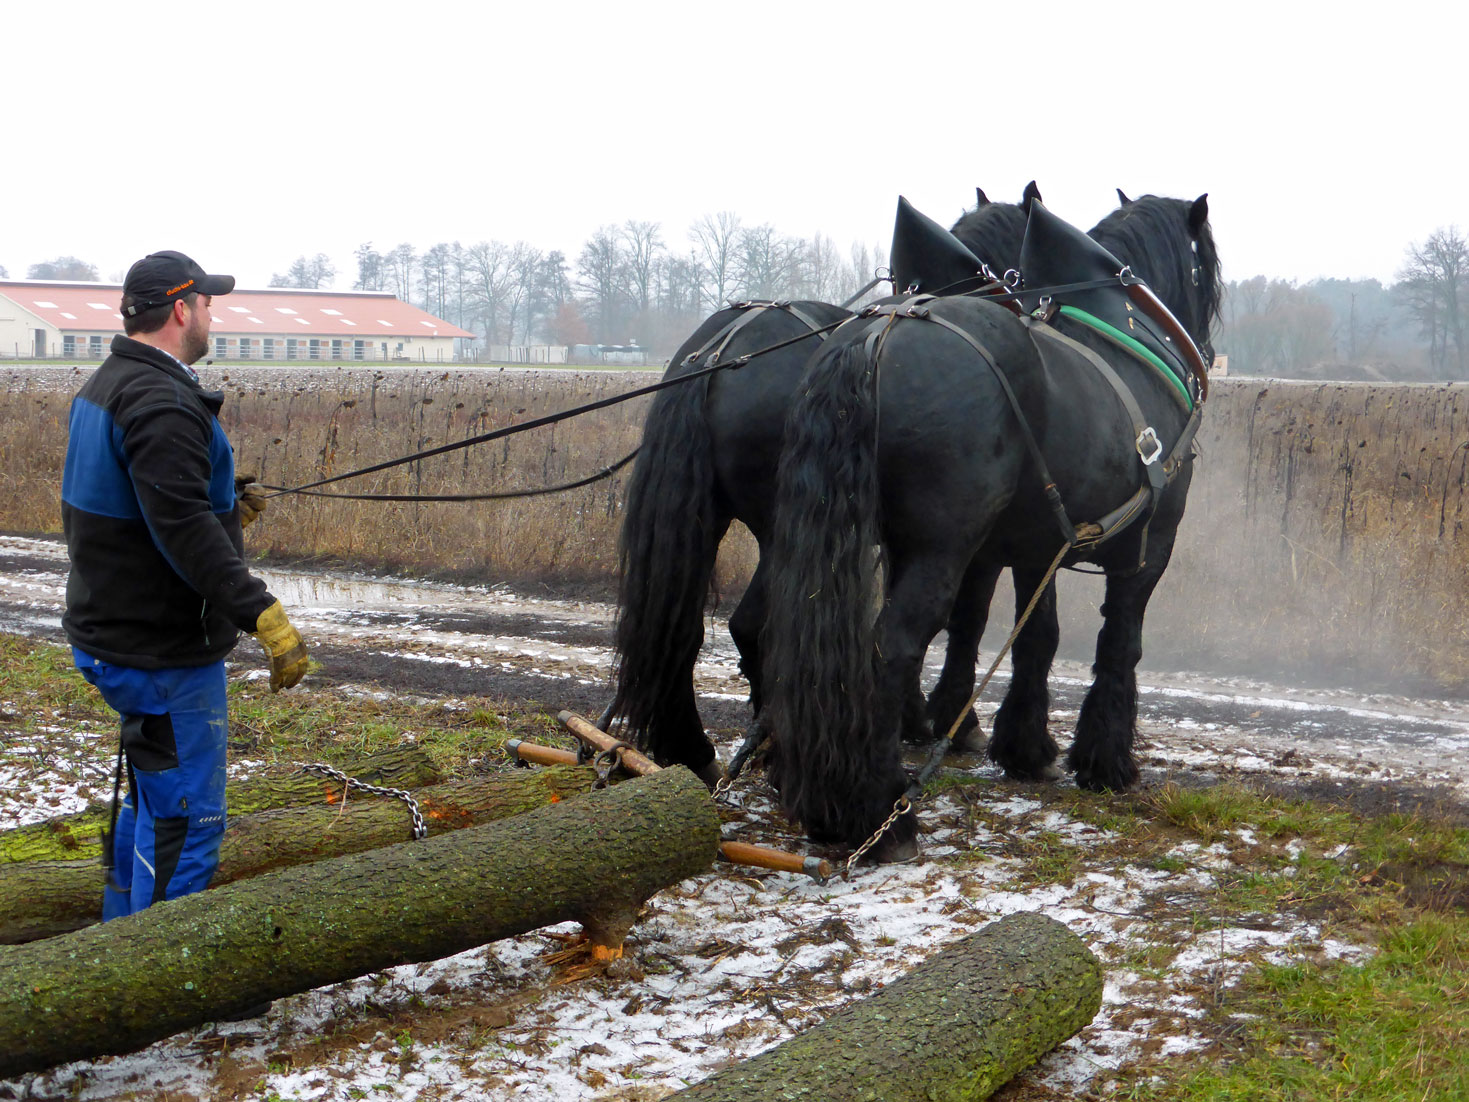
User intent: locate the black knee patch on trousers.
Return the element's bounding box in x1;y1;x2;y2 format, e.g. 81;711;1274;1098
121;712;178;772
150;815;190;905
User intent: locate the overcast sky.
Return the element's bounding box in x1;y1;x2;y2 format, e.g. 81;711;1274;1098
5;1;1461;292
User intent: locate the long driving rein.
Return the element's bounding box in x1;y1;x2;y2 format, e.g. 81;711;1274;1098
257;302;848;503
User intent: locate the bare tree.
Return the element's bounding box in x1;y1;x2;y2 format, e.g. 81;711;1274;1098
530;250;572;331
464;241;513;343
27;256;99;281
647;251;706;351
0;263;8;278
799;232;848;303
269;254;336;289
419;243;454;319
736;224;805;300
353;243;388;292
577;226;625;343
385;244;416;303
620;220;664;318
689;211;742;310
1397;227;1469;378
840;241;889;310
503;242;543;344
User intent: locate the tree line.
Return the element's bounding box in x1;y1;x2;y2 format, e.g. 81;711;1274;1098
304;215;889;356
9;223;1468;378
1218;227;1469;381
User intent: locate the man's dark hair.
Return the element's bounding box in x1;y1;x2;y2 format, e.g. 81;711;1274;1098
121;291;195;336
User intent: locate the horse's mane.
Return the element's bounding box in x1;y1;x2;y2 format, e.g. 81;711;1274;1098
1089;196;1222;351
949;201;1029;271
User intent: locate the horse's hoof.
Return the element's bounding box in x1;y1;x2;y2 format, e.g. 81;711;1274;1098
1072;760;1140;793
693;760;725;791
999;759;1063;783
948;727;988;755
854;831;921;866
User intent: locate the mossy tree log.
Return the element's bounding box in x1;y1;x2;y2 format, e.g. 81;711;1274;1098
0;767;719;1078
670;912;1102;1101
0;764;597;943
0;745;443;864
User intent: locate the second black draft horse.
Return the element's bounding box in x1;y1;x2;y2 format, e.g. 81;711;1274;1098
759;194;1221;859
604;190;1037;781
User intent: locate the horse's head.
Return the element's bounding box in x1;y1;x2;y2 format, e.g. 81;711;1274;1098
949;187;1035;275
1089;193;1221;361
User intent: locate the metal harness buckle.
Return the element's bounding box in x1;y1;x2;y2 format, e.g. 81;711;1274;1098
1136;427;1163;465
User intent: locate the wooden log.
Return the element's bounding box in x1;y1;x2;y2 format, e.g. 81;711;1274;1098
0;765;598;944
0;767;719;1078
669;912;1102;1101
557;713;834;881
0;745;443;864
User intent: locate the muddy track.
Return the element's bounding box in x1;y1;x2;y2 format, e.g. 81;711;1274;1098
4;533;1467;818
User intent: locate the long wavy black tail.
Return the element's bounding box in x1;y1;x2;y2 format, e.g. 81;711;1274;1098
760;337;901;845
607;368;722;765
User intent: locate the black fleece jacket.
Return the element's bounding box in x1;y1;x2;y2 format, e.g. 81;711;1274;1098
61;335;274;668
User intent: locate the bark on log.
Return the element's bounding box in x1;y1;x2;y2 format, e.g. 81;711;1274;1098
0;745;443;864
670;912;1102;1101
0;765;597;944
0;767;719;1078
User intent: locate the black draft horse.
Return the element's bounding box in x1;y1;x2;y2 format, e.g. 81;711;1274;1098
759;194;1221;859
604;189;1038;782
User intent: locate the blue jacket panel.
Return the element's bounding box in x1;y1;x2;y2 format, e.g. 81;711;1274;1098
62;335;274;668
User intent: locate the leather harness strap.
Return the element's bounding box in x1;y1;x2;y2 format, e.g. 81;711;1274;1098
1124;281;1211;402
859;296;1202;567
1024;317;1201;560
680;300;834;369
863;297;1077;548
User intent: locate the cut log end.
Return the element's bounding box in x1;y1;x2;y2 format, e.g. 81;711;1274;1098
668;911;1103;1101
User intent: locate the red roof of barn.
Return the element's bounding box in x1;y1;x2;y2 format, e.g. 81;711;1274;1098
0;281;474;339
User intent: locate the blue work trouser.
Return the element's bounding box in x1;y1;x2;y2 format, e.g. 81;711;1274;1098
74;649;229;920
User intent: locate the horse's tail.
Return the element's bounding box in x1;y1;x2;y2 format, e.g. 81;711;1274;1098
760;335;893;844
607;367;721;760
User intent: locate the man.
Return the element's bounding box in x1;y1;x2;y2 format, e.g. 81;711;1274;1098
61;250;309;920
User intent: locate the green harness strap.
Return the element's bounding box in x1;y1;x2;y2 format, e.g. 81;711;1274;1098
1056;304;1194;411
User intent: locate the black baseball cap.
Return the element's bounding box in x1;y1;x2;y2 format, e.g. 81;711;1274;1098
121;250;235;317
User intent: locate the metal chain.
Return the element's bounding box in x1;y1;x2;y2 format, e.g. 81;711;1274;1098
844;796;912;877
592;746;628;789
300;763;427;840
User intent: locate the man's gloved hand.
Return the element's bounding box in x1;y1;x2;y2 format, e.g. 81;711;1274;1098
235;474;267;528
253;600;309;692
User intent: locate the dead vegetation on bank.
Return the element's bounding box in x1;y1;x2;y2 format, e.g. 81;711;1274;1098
0;369;1464;694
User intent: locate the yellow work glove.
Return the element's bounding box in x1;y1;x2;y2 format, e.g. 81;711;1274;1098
235;474;268;528
253;600;309;692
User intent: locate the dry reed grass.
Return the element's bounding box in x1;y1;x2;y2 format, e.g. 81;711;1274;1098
1160;380;1469;693
0;369;1462;694
0;366;758;596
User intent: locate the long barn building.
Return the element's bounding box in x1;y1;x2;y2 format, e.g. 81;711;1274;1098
0;281;474;363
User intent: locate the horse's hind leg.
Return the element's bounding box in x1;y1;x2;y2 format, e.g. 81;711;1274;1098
728;560;770;715
924;560;1002;752
1070;544;1173;792
726;560;772;770
866;554;971;862
988;567;1061;781
647;683;720;786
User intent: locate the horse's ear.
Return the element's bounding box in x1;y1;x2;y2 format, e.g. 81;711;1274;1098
1116;188;1133;206
1022;180;1042;211
1189;193;1210;232
975;186;990;207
